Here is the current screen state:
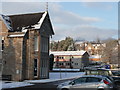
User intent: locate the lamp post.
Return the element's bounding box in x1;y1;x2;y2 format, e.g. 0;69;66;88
69;55;73;69
56;56;62;79
56;56;59;68
118;40;120;68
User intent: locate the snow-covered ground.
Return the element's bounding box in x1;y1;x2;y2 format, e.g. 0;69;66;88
25;72;84;83
1;81;34;89
1;72;85;89
53;68;80;71
49;72;84;79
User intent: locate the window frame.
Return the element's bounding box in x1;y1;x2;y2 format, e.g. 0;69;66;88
34;35;39;51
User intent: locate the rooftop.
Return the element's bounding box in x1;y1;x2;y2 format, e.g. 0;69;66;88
50;50;87;56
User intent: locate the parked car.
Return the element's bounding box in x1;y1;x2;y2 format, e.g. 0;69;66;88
57;75;115;90
85;68;120;81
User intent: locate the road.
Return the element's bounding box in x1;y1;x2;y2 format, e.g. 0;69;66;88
3;79;120;90
3;79;73;90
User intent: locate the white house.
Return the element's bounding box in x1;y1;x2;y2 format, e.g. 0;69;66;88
50;51;90;69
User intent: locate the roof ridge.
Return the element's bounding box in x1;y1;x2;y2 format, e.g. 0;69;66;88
7;12;45;17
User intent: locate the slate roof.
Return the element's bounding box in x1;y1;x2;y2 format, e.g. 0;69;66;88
0;12;54;35
9;12;44;31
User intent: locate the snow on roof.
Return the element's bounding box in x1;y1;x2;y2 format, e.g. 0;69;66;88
8;12;44;32
0;14;13;31
21;12;47;33
31;12;47;29
1;12;46;32
50;50;87;56
1;12;54;36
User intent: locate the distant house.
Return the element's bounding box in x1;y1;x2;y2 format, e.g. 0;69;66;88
0;11;54;81
74;41;105;57
50;51;89;69
89;55;101;61
84;42;106;55
89;55;102;66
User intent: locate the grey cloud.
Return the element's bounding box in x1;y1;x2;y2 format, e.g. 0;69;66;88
1;2;117;41
2;2;101;24
2;2;46;15
53;11;100;25
51;25;118;41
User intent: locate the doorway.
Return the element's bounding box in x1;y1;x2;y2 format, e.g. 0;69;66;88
34;59;38;77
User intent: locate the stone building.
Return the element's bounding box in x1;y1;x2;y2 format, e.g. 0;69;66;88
0;11;54;81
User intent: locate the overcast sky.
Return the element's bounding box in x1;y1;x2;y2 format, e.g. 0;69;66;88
1;1;118;41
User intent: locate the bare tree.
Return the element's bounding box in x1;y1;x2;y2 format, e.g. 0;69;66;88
101;39;118;65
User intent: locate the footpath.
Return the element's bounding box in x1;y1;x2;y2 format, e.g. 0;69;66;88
1;70;85;89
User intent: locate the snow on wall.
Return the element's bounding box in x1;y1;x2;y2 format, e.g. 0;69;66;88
8;34;25;37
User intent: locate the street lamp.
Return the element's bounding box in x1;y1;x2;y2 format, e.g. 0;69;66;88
69;55;73;69
56;56;59;68
56;56;62;79
118;40;120;68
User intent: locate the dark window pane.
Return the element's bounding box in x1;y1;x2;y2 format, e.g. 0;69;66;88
2;40;4;50
34;59;37;76
87;77;102;82
74;77;87;84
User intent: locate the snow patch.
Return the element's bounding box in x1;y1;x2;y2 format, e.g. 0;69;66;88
2;72;85;89
32;12;47;29
25;72;85;83
8;34;25;37
53;68;80;71
2;81;34;89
